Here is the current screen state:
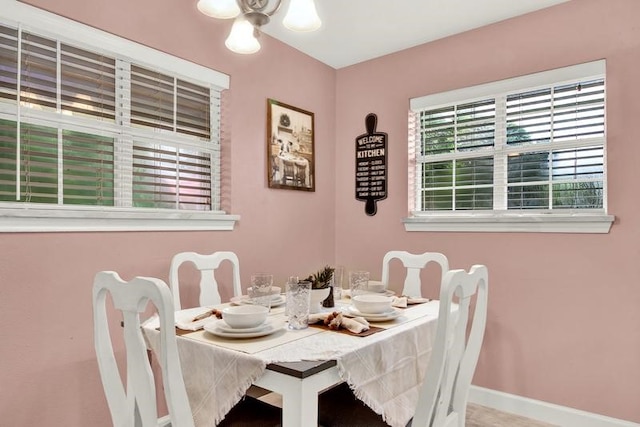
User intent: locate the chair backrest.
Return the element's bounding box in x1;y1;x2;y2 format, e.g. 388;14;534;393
169;251;242;310
412;265;489;427
93;271;194;427
381;251;449;297
295;162;307;185
282;159;295;182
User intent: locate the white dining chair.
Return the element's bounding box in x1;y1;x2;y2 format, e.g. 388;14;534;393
318;264;488;427
169;251;242;310
93;271;194;427
282;159;296;185
411;264;488;427
381;251;449;297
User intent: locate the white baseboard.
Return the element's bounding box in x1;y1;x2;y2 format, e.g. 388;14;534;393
468;386;639;427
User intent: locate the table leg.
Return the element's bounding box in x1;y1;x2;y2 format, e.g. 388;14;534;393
254;366;341;427
282;382;319;427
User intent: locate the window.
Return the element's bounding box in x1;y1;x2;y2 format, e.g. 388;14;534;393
0;0;236;232
406;60;613;233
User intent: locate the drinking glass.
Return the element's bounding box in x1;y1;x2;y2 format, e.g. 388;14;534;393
284;276;299;316
286;279;311;330
349;270;370;298
249;273;273;310
332;265;345;300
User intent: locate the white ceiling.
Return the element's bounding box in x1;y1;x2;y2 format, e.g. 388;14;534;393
261;0;570;69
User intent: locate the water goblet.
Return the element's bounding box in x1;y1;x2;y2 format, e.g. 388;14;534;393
249;273;273;310
332;265;345;300
349;270;369;298
286;279;311;330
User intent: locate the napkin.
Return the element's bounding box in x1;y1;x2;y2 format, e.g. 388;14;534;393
308;311;370;334
175;309;222;331
391;296;430;308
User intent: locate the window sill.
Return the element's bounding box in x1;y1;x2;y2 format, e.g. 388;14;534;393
0;205;239;233
403;212;615;233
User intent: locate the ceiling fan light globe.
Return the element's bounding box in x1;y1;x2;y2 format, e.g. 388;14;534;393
197;0;241;19
225;16;261;54
283;0;321;32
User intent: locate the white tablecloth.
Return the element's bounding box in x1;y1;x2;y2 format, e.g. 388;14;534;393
143;301;440;427
274;153;310;186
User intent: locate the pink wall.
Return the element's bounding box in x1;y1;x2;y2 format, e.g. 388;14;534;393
334;0;640;423
0;0;336;425
2;0;639;425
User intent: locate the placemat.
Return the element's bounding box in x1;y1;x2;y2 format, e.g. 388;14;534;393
179;323;325;354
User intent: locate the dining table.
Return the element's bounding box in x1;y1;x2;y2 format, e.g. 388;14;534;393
275;152;310;186
142;293;442;427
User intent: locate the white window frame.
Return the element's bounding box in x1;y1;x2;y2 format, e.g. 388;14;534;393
0;0;238;232
405;60;614;233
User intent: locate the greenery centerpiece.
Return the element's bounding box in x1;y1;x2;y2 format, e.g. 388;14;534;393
304;265;336;308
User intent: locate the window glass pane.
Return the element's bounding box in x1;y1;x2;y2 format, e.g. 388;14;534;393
62;130;114;206
422;188;452;211
132;142;177;208
508;151;549;183
132;141;212;210
552;79;605;141
456;157;493;186
456;99;495;151
508;184;549;209
420;107;454;155
422;161;452;187
131;65;174;132
176;147;211;210
421;161;452;210
506;123;535;144
553;181;603;209
61;44;116;121
21;31;57;111
0;25;18;103
454;156;493;210
0;118;17;201
176;79;210;139
506;88;552;145
420;100;495;155
20;123;58;203
456;187;493;210
552;146;603;182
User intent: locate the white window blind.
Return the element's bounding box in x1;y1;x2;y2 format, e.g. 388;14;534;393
0;10;230;231
406;60;613;233
504;80;605;210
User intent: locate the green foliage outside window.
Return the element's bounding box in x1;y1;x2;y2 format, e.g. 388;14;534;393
0;119;114;205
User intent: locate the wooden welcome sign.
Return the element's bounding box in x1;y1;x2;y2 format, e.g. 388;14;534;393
355;113;387;216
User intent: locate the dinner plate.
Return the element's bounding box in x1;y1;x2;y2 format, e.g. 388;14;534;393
215;321;271;334
230;295;286;307
204;320;284;339
347;306;402;321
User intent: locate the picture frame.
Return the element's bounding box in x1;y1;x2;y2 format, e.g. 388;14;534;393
267;98;315;191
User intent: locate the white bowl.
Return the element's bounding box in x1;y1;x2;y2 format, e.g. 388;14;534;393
366;280;386;293
222;305;269;329
352;294;393;314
